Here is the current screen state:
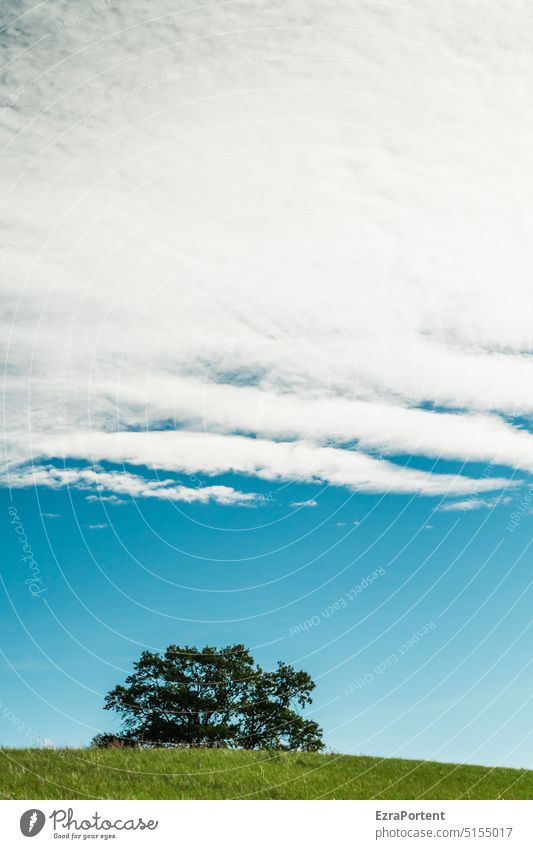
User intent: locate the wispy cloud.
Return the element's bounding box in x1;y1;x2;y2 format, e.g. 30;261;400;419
439;496;513;513
85;494;125;505
2;433;517;497
4;465;261;506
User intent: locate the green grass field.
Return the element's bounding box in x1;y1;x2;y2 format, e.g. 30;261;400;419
0;749;531;800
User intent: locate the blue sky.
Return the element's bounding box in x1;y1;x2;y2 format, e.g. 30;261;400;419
2;462;531;767
1;0;532;769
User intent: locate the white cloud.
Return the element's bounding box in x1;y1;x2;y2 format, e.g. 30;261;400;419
2;0;533;501
60;375;533;474
87;523;108;530
4;464;261;506
291;500;318;508
3;431;517;497
85;494;126;505
439;496;513;512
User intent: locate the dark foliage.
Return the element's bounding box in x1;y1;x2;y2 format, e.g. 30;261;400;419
92;643;324;751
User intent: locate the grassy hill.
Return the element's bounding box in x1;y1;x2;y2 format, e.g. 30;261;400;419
1;748;531;800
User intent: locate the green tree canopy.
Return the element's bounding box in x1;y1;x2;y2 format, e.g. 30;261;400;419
92;643;324;751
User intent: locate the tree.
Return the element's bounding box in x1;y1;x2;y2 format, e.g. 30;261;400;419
238;661;323;751
93;643;324;751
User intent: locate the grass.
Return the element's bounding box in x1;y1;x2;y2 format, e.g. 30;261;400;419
0;748;531;800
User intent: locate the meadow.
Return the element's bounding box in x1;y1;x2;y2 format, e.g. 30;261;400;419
1;748;531;800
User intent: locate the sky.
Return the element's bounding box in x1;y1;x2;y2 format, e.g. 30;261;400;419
0;0;532;770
